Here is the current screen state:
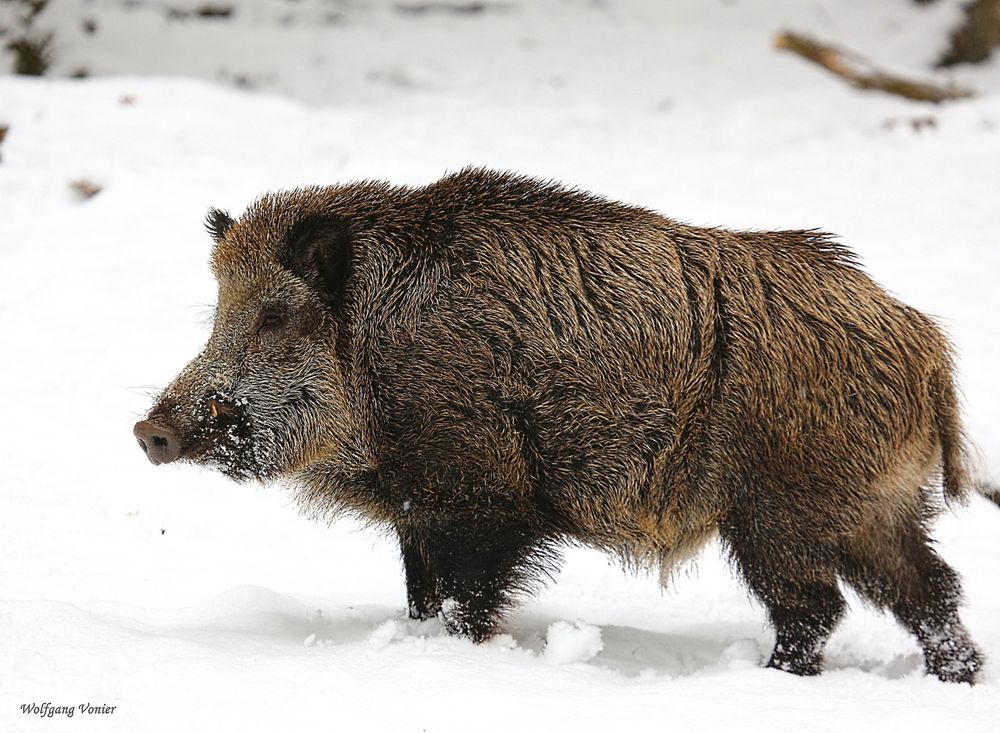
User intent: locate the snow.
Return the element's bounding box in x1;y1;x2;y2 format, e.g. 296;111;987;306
2;1;999;732
544;620;604;665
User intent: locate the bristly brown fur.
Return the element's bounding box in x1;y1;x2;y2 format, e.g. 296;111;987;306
143;167;982;682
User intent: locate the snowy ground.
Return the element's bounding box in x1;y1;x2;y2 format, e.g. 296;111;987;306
2;1;999;731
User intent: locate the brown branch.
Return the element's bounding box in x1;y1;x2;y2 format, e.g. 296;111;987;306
775;30;975;104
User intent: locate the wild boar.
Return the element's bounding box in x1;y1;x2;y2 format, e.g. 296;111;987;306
134;168;982;682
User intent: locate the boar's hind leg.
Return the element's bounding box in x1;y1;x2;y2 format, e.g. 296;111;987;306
419;520;553;643
840;519;982;684
398;530;442;621
721;502;846;676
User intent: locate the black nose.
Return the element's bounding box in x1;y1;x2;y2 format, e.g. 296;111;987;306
133;420;181;465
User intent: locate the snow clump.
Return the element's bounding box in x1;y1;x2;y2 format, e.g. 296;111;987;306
543;620;604;665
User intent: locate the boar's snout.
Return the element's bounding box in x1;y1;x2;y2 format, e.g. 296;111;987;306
133;420;181;466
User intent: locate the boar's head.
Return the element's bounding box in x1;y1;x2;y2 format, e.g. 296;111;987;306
134;195;357;482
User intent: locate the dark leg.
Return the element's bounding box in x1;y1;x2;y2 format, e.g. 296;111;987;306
763;580;846;676
420;519;554;642
398;530;441;621
840;519;982;684
721;503;846;676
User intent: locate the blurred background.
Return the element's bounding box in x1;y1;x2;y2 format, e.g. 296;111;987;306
3;0;1000;104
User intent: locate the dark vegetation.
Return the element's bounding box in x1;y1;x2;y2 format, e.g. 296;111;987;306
1;0;51;75
938;0;1000;67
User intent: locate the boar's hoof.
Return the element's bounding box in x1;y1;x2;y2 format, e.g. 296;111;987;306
924;638;982;684
765;656;822;676
134;420;181;465
765;644;824;677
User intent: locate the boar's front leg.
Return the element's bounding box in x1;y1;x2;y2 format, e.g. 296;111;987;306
397;529;442;621
417;519;553;643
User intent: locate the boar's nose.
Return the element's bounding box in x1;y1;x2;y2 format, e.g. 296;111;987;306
133;420;181;465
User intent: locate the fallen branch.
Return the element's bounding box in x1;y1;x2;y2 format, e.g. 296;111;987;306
774;30;975;104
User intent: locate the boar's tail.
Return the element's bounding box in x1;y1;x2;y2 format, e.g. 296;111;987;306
931;363;973;504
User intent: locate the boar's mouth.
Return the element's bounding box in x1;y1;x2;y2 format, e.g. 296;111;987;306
138;393;276;482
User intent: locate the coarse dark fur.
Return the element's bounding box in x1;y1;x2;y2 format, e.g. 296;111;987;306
137;168;983;683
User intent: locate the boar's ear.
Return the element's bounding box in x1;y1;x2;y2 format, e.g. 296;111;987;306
205;208;235;242
282;215;353;308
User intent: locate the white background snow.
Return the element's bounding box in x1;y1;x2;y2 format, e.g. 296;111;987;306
1;1;999;731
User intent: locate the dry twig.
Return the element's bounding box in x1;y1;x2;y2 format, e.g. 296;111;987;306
775;30;974;104
69;179;102;200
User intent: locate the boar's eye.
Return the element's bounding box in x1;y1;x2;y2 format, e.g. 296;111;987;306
255;306;287;336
